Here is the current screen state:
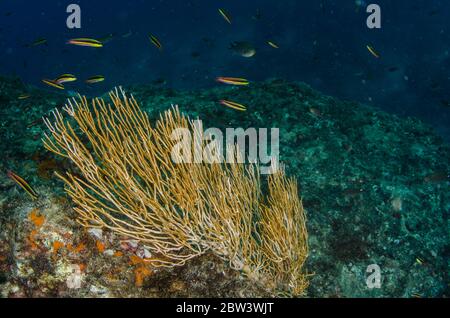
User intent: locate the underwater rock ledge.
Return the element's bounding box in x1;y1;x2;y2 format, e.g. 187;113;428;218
0;76;448;297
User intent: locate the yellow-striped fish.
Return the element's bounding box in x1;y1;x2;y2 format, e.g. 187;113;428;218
219;99;246;111
367;45;380;58
85;75;105;84
267;41;279;49
216;77;250;86
149;34;162;50
55;74;77;84
18;94;31;100
28;38;47;47
7;170;38;200
42;79;64;90
218;8;232;24
67;38;103;48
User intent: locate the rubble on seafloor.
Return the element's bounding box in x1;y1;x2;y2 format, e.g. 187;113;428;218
0;194;270;297
0;76;448;297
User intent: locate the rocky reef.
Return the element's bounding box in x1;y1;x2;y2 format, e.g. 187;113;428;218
0;76;448;297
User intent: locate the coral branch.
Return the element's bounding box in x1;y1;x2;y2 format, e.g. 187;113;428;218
42;87;309;295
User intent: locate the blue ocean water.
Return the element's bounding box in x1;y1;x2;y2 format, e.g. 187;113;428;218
0;0;449;139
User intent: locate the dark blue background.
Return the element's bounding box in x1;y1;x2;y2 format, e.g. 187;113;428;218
0;0;449;140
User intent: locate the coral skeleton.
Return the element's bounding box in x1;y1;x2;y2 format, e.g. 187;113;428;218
42;87;309;295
